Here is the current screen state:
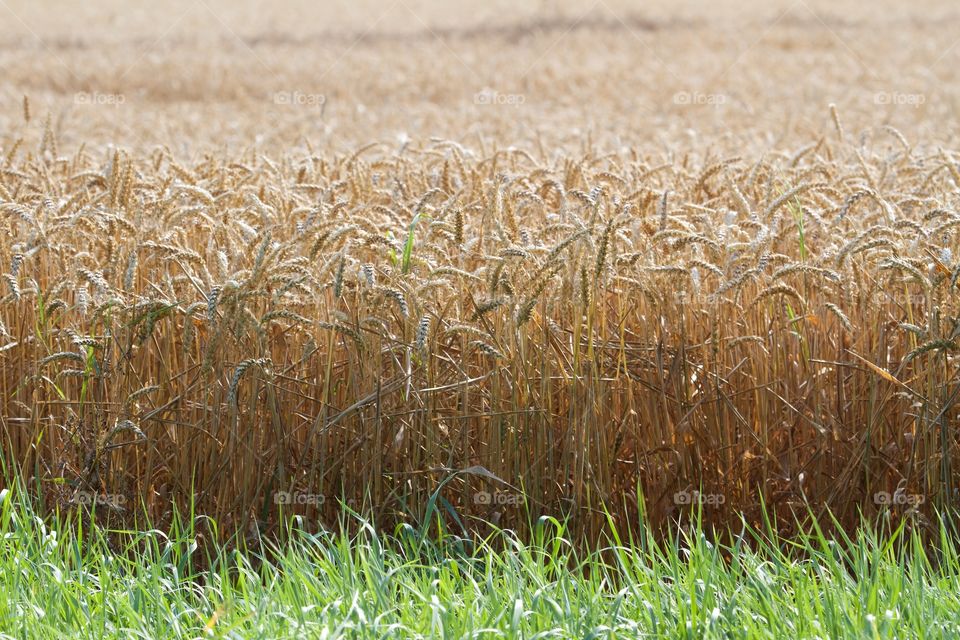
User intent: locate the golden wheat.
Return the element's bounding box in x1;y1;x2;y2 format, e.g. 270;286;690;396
2;100;960;544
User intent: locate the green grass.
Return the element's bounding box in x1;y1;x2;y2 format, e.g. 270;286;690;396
0;487;959;639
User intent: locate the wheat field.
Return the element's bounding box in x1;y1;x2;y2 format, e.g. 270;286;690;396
2;0;960;542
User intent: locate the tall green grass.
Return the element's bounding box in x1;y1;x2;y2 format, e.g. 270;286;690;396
0;484;958;638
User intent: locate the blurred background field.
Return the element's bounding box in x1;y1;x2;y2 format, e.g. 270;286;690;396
0;0;958;155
